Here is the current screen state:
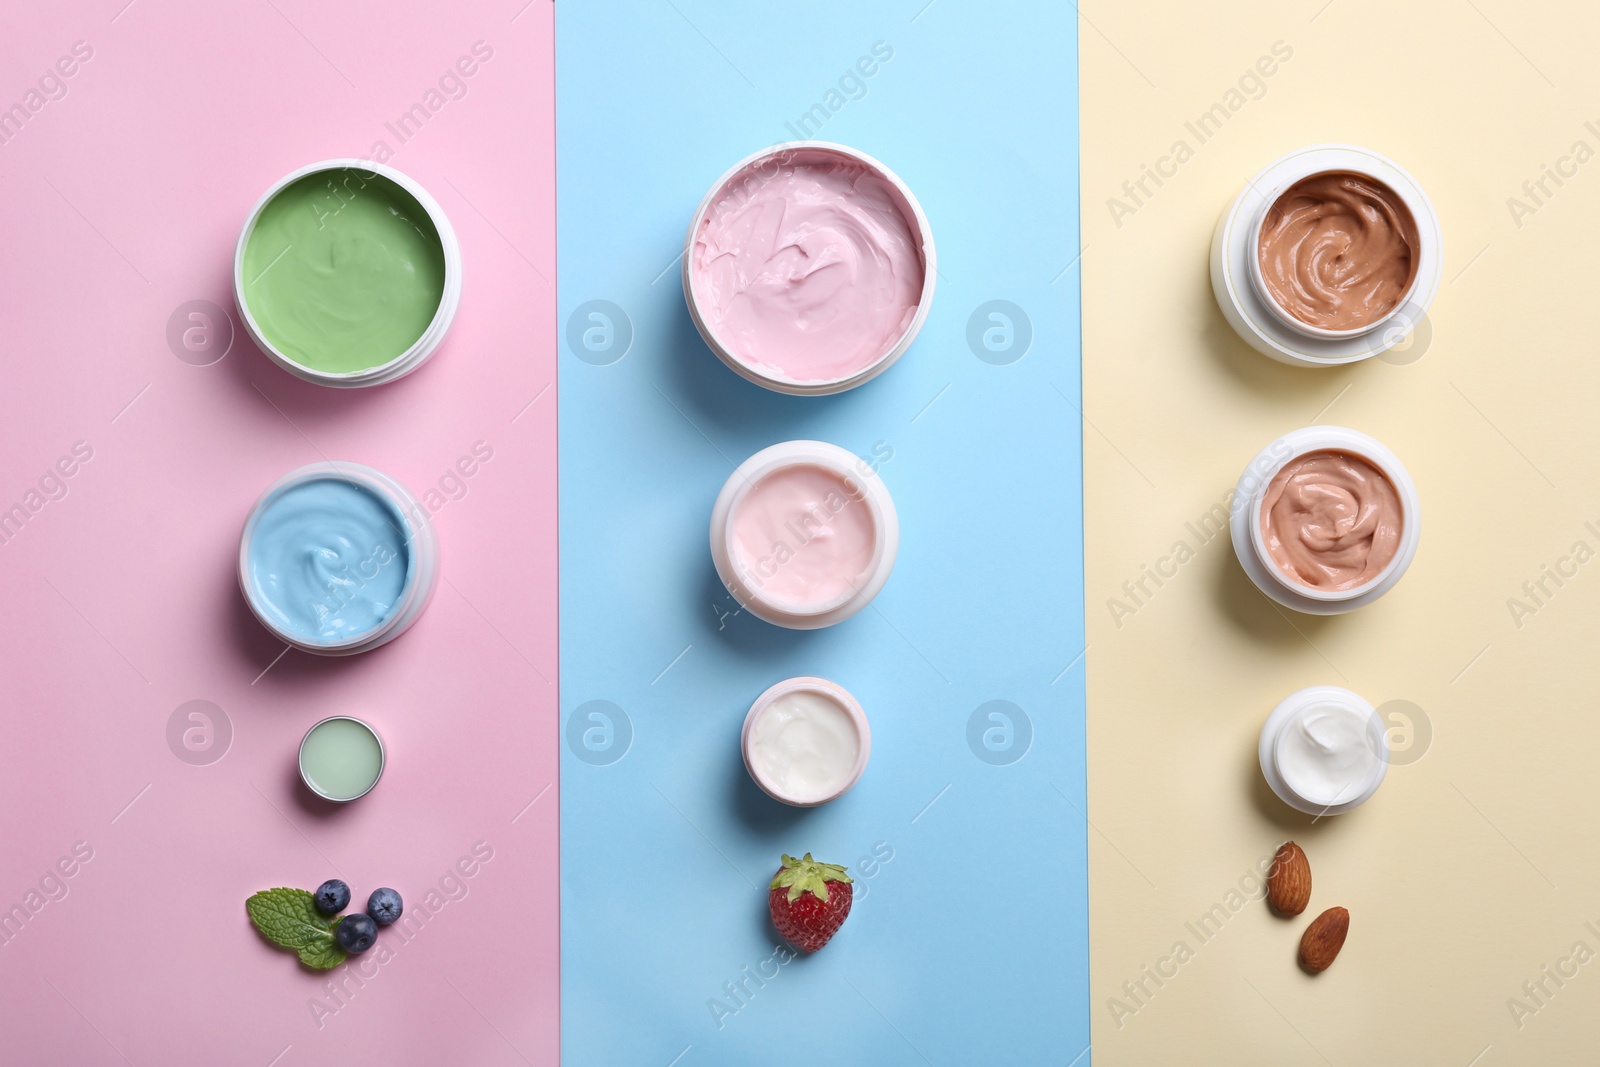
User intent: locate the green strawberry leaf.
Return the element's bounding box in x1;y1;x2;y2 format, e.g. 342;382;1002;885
771;852;853;904
246;888;347;970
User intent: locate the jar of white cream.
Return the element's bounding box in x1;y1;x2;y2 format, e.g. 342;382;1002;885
1210;144;1441;366
1259;686;1389;815
1230;425;1420;615
710;440;898;629
742;676;871;806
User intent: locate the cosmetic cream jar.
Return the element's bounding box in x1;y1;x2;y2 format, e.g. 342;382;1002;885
1259;686;1388;816
684;142;936;395
741;676;871;807
1231;426;1420;615
1211;144;1440;366
235;159;462;388
710;440;898;629
239;462;439;655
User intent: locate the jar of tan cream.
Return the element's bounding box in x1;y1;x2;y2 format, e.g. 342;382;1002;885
1259;686;1389;815
710;440;898;629
1211;145;1440;366
1230;426;1420;614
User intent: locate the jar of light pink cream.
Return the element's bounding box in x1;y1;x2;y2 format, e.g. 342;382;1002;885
710;440;898;629
683;142;936;395
1230;426;1420;615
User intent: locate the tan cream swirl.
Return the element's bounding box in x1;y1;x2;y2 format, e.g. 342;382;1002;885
1260;450;1403;591
1257;171;1418;332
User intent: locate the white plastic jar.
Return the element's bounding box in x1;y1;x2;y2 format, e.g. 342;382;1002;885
1211;144;1440;366
234;159;462;388
239;461;439;656
1231;425;1420;615
1259;686;1389;815
741;676;871;807
710;440;898;629
683;142;936;395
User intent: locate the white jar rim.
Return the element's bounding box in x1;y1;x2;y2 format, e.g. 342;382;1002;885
1231;426;1420;614
710;441;898;629
683;141;936;396
740;676;871;807
1211;144;1441;366
1258;685;1389;816
233;160;463;389
238;461;439;655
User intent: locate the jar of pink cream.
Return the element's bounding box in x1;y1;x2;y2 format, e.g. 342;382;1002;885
710;440;898;629
1230;426;1420;615
683;142;936;395
1211;145;1441;367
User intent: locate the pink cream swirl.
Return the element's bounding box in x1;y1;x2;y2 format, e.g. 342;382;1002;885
693;150;923;383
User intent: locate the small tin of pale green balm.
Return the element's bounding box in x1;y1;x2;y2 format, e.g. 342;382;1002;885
298;716;386;802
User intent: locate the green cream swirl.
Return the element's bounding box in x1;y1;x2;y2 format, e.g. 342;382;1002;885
242;168;446;374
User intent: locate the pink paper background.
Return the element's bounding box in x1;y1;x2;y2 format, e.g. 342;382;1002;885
0;1;559;1063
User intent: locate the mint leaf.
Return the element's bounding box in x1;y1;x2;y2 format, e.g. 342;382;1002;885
246;888;346;970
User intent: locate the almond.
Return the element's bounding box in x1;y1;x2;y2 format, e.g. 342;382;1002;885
1267;841;1312;916
1298;906;1349;973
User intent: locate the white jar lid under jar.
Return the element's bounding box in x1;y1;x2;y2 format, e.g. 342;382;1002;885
1259;686;1389;816
710;440;898;629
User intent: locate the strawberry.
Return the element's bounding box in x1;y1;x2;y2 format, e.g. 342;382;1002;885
768;852;853;953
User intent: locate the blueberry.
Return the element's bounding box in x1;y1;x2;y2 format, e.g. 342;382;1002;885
313;879;350;916
366;887;403;927
335;913;377;953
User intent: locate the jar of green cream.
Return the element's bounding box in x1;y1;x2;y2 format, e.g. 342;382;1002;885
234;160;462;387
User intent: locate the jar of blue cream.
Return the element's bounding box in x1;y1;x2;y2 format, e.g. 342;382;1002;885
238;462;439;655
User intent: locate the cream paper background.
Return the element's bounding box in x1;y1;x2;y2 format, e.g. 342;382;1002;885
1081;1;1600;1062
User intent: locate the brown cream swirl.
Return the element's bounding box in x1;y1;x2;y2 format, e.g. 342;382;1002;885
1260;450;1402;591
1257;171;1418;332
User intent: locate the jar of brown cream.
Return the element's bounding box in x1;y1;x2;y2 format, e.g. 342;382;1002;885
1253;171;1420;336
1211;145;1441;367
1230;426;1420;615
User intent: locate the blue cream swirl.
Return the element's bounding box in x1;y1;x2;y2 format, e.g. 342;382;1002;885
246;476;413;644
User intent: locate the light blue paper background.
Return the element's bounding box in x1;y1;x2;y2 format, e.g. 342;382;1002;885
558;3;1087;1062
